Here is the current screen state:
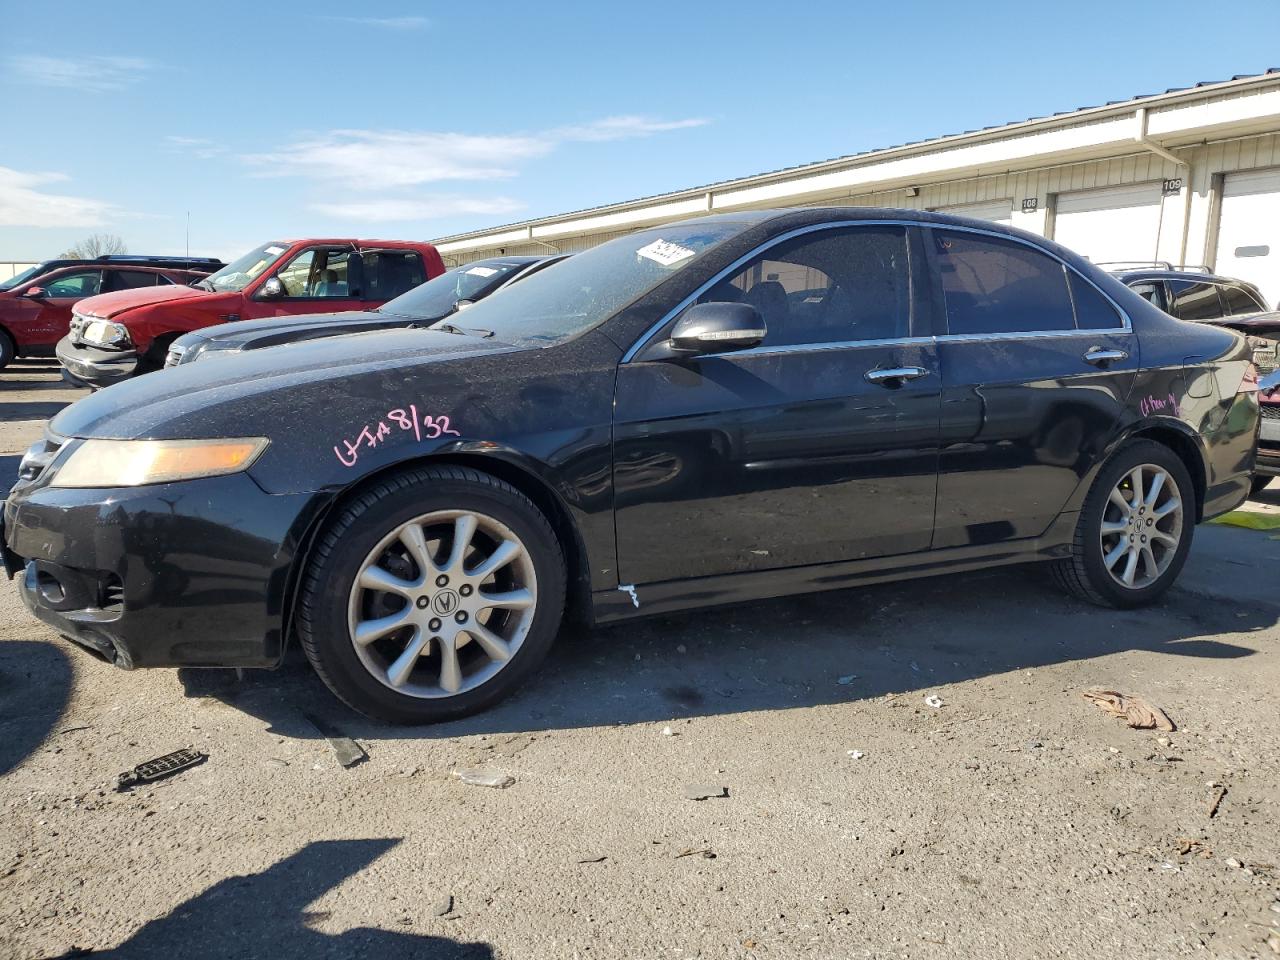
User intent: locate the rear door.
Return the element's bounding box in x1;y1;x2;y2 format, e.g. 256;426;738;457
928;228;1139;548
359;248;429;303
613;223;942;585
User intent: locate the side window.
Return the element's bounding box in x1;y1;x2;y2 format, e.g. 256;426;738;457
363;251;426;301
106;270;162;291
274;248;353;298
43;270;102;298
1222;282;1265;316
1127;280;1169;313
696;226;910;347
1068;272;1124;330
933;231;1074;335
1169;280;1225;321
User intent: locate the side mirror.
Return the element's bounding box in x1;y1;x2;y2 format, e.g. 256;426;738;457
454;299;476;311
23;286;48;300
667;302;766;356
259;277;284;299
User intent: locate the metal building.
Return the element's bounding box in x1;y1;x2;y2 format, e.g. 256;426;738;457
433;70;1280;306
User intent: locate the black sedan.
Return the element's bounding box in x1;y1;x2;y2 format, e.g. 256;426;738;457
164;255;566;367
2;208;1260;723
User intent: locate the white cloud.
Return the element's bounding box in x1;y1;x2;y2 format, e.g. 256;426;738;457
313;195;525;222
554;115;710;142
321;15;428;29
243;130;551;190
8;54;151;92
164;136;228;160
0;166;116;228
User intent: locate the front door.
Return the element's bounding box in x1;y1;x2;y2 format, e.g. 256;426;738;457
926;227;1140;548
613;224;942;585
29;269;104;347
248;245;365;319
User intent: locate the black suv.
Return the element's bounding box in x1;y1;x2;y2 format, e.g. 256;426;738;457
1105;263;1278;374
0;255;224;292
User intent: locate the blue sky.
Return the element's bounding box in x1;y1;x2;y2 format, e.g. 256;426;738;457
2;0;1280;262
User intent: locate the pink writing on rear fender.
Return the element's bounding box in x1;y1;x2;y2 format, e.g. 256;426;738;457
1139;393;1181;417
333;404;460;467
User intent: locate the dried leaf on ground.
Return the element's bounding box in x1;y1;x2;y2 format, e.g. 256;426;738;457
1082;689;1176;732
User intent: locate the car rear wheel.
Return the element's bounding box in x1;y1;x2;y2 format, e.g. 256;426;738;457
1051;440;1194;608
297;465;566;723
0;330;15;370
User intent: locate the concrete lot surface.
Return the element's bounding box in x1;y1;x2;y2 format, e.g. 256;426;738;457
2;360;1279;959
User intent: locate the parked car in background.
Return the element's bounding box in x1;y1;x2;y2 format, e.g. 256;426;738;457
166;255;566;367
1106;263;1279;374
1256;370;1280;495
56;239;445;387
0;264;215;369
4;209;1259;723
0;255;224;293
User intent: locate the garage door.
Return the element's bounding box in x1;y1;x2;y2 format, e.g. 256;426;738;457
938;200;1013;225
1053;183;1163;264
1215;168;1280;309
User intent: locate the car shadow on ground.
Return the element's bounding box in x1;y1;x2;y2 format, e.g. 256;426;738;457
178;564;1273;743
0;641;73;776
0;400;75;422
87;839;493;959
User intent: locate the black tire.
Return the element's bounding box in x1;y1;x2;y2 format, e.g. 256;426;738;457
297;465;566;723
0;329;15;370
1251;475;1272;498
1051;440;1195;609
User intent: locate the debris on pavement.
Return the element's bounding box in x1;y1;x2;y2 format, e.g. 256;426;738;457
837;675;858;685
116;748;207;792
1082;689;1176;732
924;694;944;709
675;847;717;859
303;713;368;768
847;750;865;760
433;895;454;917
684;784;728;801
662;726;676;737
1208;784;1228;819
454;769;516;789
576;855;607;864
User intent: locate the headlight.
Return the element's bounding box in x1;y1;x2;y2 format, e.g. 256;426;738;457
49;437;269;488
81;319;132;348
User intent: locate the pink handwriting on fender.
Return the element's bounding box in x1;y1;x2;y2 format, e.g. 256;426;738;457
333;404;460;467
1140;393;1181;417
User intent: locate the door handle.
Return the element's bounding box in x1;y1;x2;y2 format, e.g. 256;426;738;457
864;366;928;386
1083;347;1129;366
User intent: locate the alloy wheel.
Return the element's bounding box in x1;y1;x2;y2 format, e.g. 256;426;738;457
347;509;537;698
1098;463;1183;590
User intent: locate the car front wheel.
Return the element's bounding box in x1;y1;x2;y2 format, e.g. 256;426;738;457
298;465;566;723
1051;440;1194;608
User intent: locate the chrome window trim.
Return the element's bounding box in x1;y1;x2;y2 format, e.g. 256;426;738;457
621;218;1132;364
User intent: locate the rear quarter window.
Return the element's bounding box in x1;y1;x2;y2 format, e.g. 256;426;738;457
1068;272;1124;330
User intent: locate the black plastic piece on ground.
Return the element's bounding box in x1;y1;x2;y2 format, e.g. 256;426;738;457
116;748;208;791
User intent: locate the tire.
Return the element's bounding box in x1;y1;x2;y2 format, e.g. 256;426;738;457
1251;475;1272;498
297;465;566;723
1051;440;1195;609
0;330;15;370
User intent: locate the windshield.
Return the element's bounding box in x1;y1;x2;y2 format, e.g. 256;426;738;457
1;262;50;291
199;242;289;293
379;260;528;319
452;221;748;346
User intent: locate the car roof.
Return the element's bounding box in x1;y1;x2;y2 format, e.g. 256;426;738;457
1105;266;1241;284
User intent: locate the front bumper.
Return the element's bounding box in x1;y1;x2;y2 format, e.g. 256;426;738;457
4;471;322;669
55;335;139;389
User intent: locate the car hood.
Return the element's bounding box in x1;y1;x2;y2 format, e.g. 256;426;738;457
179;309;418;353
51;327;515;441
75;284;218;319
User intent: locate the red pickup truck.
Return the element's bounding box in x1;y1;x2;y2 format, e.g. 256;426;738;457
57;238;445;388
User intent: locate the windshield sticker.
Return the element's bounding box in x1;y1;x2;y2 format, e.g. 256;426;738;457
333;405;461;467
1140;392;1181;417
465;266;498;277
264;245;285;256
636;238;696;267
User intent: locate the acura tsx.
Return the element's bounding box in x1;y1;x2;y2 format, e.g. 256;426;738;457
2;208;1260;722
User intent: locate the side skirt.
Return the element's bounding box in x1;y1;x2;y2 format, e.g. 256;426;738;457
592;511;1079;623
